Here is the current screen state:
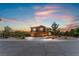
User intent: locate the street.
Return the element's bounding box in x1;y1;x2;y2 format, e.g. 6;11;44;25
0;39;79;56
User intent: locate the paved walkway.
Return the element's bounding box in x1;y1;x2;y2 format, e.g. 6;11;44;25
0;40;79;56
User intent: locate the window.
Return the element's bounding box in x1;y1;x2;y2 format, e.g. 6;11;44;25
48;32;51;35
33;28;36;32
40;27;44;31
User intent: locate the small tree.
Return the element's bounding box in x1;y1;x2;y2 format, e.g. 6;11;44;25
2;26;12;38
74;27;79;37
64;31;69;36
51;22;59;36
0;18;2;21
14;31;30;39
69;29;75;37
76;27;79;34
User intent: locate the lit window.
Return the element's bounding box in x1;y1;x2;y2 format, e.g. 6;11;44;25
40;27;44;31
48;32;51;35
33;28;36;31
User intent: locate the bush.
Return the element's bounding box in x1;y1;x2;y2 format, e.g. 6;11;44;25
13;31;31;39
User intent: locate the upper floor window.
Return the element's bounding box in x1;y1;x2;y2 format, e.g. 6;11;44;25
32;28;36;32
40;27;44;31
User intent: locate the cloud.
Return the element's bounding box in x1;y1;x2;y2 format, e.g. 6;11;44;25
52;14;74;21
34;5;74;23
34;6;60;25
34;5;61;11
61;20;79;32
1;18;27;23
34;5;60;16
67;21;79;28
35;10;57;16
35;12;74;22
0;18;40;31
64;15;79;30
34;6;42;10
35;8;76;30
1;18;40;27
60;23;78;32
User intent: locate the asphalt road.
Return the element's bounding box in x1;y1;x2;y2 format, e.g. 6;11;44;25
0;40;79;56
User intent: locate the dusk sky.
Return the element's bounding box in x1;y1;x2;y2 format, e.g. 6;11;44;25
0;3;79;31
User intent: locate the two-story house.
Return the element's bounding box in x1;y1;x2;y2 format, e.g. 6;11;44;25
30;25;52;37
